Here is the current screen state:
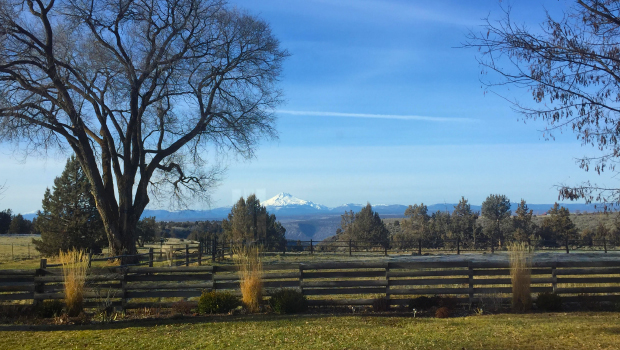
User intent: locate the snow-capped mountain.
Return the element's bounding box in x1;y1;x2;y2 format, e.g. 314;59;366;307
262;192;328;214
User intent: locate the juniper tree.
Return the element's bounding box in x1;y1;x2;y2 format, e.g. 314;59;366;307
451;197;478;246
512;199;536;242
32;156;106;256
339;204;389;247
7;214;31;234
396;203;430;249
0;209;12;234
481;194;512;252
222;194;286;250
539;203;577;249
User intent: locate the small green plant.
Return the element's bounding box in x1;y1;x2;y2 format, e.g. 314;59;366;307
408;296;440;311
371;296;390;312
35;300;65;318
536;292;562;311
197;291;240;314
268;289;308;314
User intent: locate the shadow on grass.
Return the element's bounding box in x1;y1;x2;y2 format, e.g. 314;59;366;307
0;312;418;332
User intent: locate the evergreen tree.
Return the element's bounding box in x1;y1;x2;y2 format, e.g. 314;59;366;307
136;217;160;247
0;209;12;234
451;197;477;246
222;194;286;250
427;210;450;248
396;203;429;249
512;199;536;242
8;214;31;234
338;203;389;247
481;194;512;252
539;203;577;247
32;156;107;256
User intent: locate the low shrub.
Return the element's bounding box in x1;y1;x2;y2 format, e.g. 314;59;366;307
197;291;240;314
372;296;390;312
437;296;457;310
0;304;35;320
171;300;194;314
536;292;562;311
408;296;440;311
435;306;450;318
268;289;308;314
36;300;65;318
577;294;601;311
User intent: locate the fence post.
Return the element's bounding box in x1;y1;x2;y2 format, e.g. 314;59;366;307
385;262;390;308
87;250;93;269
185;244;189;266
121;272;127;312
212;235;217;262
198;242;202;266
418;239;422;256
211;265;217;292
551;262;557;293
457;238;460;255
34;258;47;306
310;239;313;255
11;243;13;260
299;264;304;295
468;261;474;307
384;241;388;256
491;237;495;254
565;237;569;254
349;240;352;256
230;240;233;259
148;248;154;267
159;241;163;260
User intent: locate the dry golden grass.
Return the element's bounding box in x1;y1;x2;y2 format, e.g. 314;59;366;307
509;242;532;312
59;249;88;317
234;245;263;313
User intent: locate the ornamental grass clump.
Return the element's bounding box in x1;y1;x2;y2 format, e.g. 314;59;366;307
59;249;88;317
234;245;263;313
509;242;532;312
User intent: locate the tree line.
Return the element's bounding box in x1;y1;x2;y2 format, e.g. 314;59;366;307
329;195;620;251
0;209;35;235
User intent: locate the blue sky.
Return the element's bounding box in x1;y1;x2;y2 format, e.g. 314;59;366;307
1;0;615;213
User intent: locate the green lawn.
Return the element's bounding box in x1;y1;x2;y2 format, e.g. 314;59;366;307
1;312;619;350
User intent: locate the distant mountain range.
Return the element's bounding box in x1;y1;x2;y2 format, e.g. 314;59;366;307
21;192;606;223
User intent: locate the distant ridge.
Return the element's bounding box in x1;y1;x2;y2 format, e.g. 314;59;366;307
20;193;606;222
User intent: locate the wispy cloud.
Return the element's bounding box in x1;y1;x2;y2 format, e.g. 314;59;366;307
277;110;478;123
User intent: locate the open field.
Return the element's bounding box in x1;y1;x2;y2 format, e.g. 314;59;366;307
1;313;619;349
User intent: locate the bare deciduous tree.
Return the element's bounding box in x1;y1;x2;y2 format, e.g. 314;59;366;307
0;0;287;257
464;1;620;207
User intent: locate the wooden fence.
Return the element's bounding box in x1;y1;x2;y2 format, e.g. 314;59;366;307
2;260;620;309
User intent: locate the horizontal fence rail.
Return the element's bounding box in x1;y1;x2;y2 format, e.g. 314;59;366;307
3;259;620;309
